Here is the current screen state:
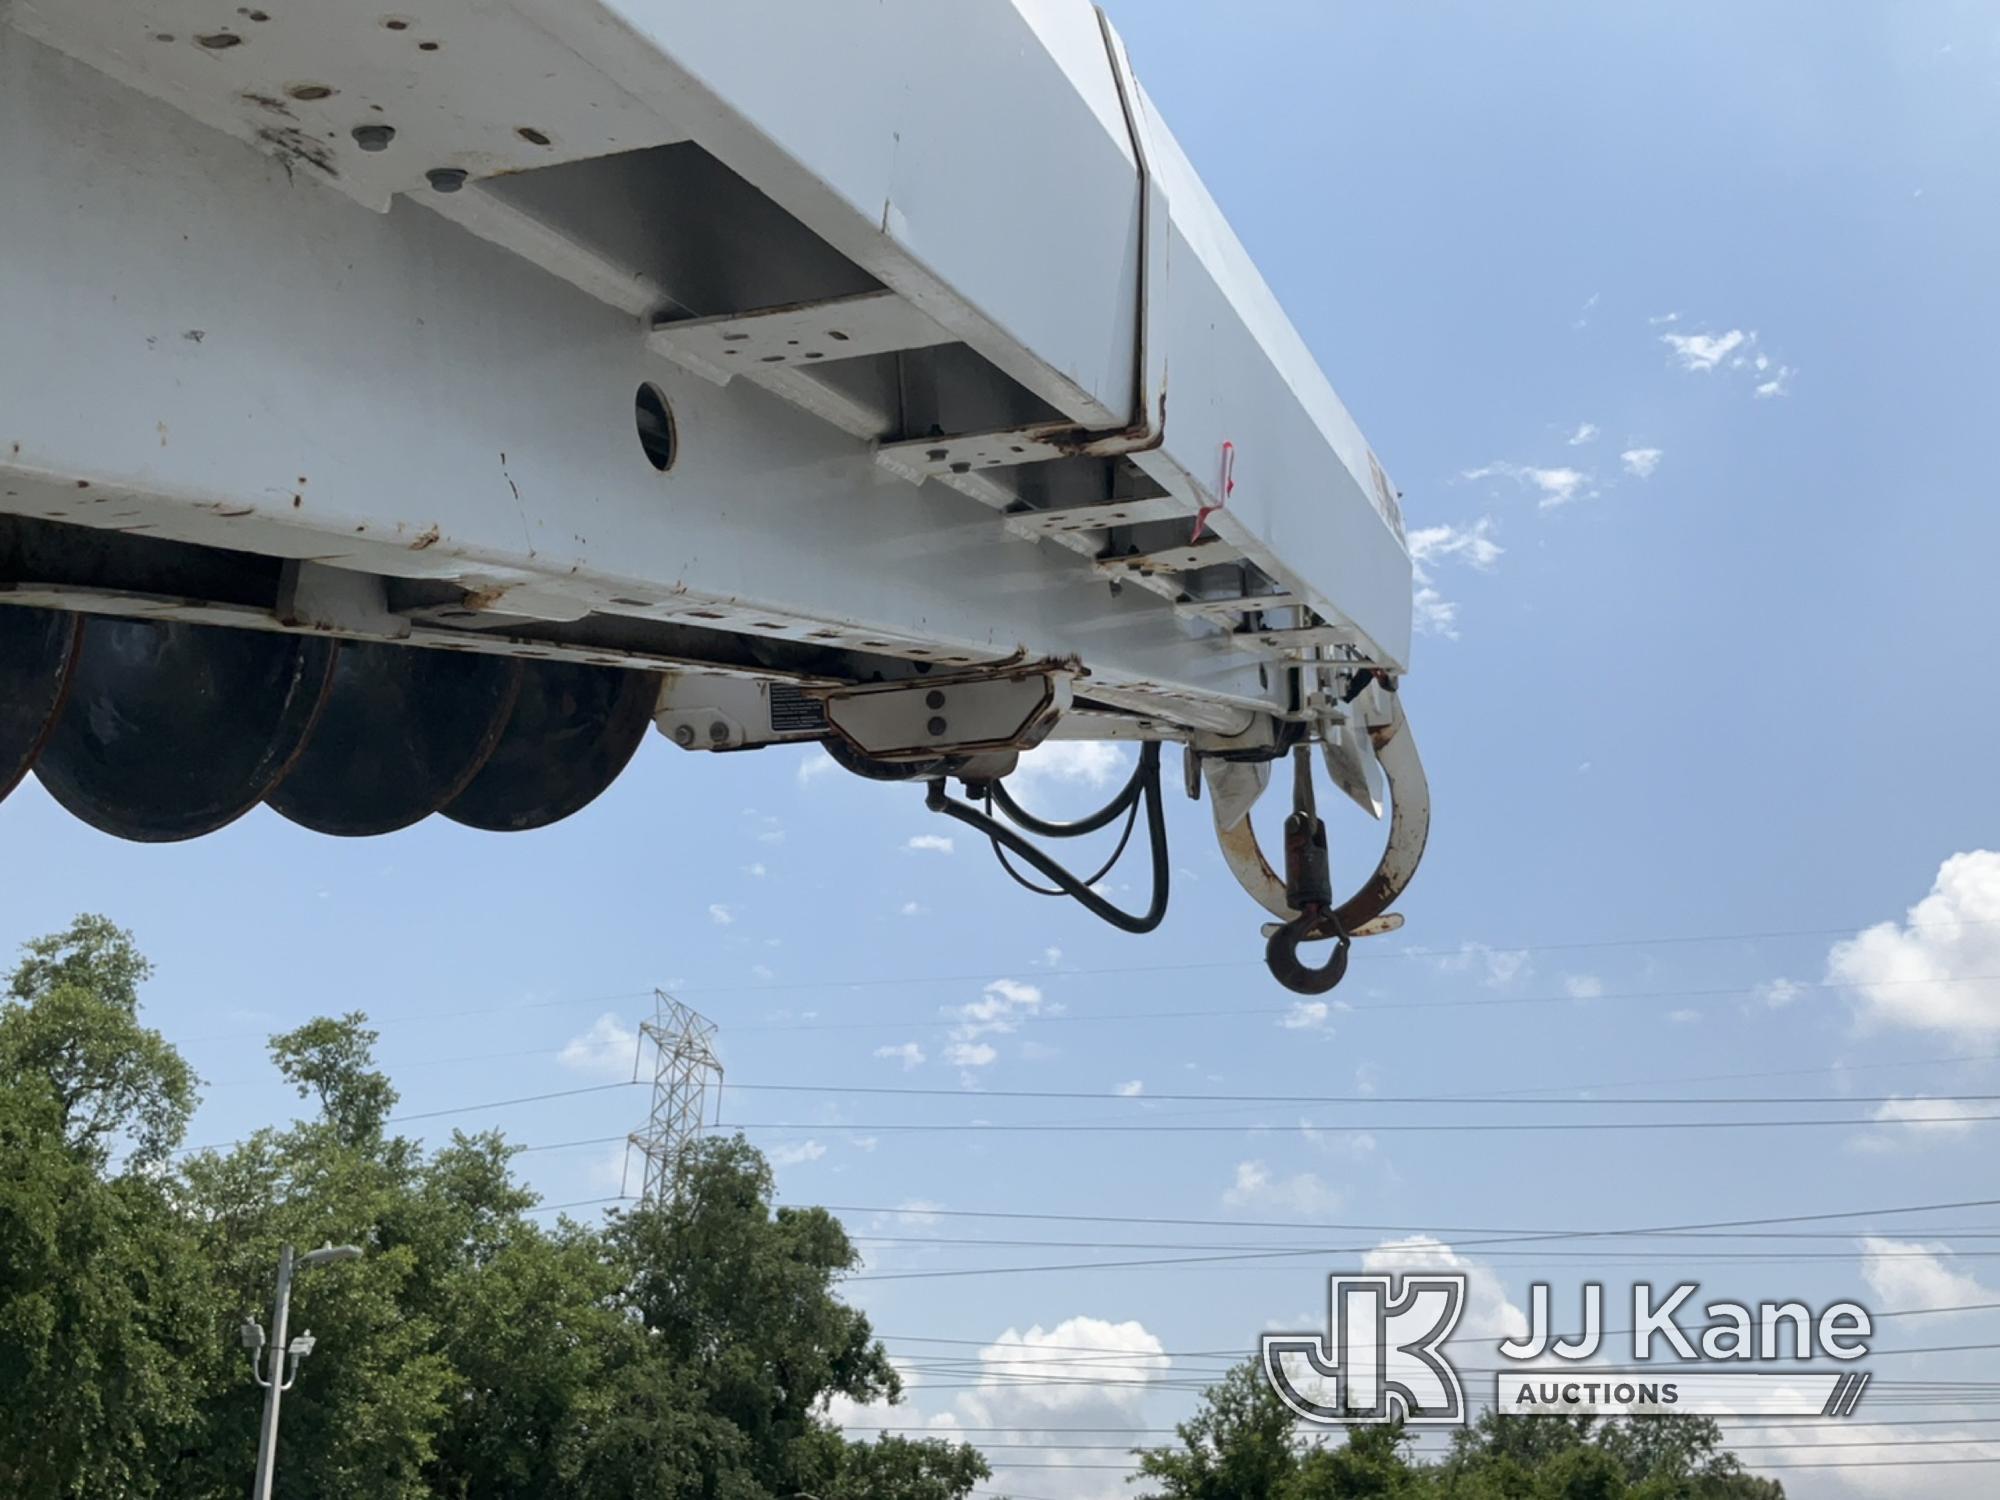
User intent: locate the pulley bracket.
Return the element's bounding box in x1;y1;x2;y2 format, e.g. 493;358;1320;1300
821;668;1072;761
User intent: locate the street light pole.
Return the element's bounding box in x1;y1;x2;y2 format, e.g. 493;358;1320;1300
245;1242;362;1500
250;1243;295;1500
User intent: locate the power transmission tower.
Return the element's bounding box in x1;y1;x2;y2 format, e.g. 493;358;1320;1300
625;990;724;1203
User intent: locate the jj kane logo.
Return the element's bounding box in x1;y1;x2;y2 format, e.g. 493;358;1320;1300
1263;1276;1875;1425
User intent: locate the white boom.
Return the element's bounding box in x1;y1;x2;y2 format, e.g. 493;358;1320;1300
0;0;1427;992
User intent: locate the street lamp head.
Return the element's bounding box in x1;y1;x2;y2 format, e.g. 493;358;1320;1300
239;1319;266;1352
300;1243;364;1268
287;1331;317;1360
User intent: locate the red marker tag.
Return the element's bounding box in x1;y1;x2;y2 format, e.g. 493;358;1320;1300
1193;440;1234;542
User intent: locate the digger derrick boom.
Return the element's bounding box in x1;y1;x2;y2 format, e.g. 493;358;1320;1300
0;0;1427;991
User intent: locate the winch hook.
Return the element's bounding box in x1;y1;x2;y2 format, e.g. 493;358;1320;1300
1263;746;1351;995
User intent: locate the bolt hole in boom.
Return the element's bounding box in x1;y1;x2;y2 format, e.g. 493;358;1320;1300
634;383;676;472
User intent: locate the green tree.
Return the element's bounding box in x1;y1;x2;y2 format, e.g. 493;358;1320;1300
269;1012;399;1150
1134;1363;1785;1500
598;1137;987;1500
0;919;994;1500
1135;1360;1304;1500
1293;1422;1423;1499
0;912;194;1168
174;1014;453;1500
422;1211;634;1498
0;916;212;1497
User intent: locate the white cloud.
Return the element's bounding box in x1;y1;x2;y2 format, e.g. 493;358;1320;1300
1280;999;1333;1031
1657;327;1796;399
796;752;838;786
1224;1159;1341;1215
874;1041;926;1071
1860;1237;1996;1311
1667;1008;1703;1024
1648;311;1681;325
1299;1119;1378;1160
1755;363;1795;398
951;978;1048;1041
769;1139;827;1167
1853;1095;1988;1152
582;1141;632;1194
1745;1424;1998;1499
557;1013;637;1081
1008;741;1130;791
849;1135;879;1152
1755;977;1806;1008
1661;328;1748;372
945;1041;997;1068
1438;942;1531;988
822;1356;957;1440
1412;585;1459;639
905;834;955;854
1114;1080;1145;1097
1362;1236;1529;1344
1563;973;1604;1001
951;1316;1169;1495
898;900;926;917
1567;422;1599;446
967;1317;1168;1414
1407;517;1503;572
1463;461;1591;510
1620;447;1663;478
1827;851;2000;1041
745;862;767;878
1039;946;1064;968
707;903;734;926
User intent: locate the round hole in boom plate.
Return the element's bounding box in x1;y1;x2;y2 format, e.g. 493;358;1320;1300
634;383;676;472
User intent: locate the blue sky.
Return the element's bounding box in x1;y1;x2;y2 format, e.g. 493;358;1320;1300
5;3;2000;1496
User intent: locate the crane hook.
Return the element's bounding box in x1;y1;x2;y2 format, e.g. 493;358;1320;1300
1262;748;1352;995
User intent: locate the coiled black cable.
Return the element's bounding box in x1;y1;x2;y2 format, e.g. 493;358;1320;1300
924;741;1170;935
988;750;1148;837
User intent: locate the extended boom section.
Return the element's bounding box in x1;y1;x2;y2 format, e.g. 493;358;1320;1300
0;0;1426;992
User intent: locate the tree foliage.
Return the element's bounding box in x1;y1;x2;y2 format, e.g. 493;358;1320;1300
1136;1361;1785;1500
0;917;987;1500
0;916;1783;1500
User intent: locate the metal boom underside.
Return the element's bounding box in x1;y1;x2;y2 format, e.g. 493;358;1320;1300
0;0;1429;991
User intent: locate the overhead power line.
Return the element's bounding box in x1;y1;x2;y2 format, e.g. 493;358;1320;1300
876;1302;2000;1364
1749;1457;2000;1469
903;1436;2000;1452
731;1081;2000;1107
809;1195;2000;1238
734;1113;2000;1135
837;1194;2000;1283
727;971;2000;1035
972;1455;2000;1471
840;1424;2000;1448
673;913;2000;996
161;911;2000;1050
175;1062;2000;1165
173;1081;642;1157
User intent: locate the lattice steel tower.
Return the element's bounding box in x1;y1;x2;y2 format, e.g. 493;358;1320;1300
625;991;724;1203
